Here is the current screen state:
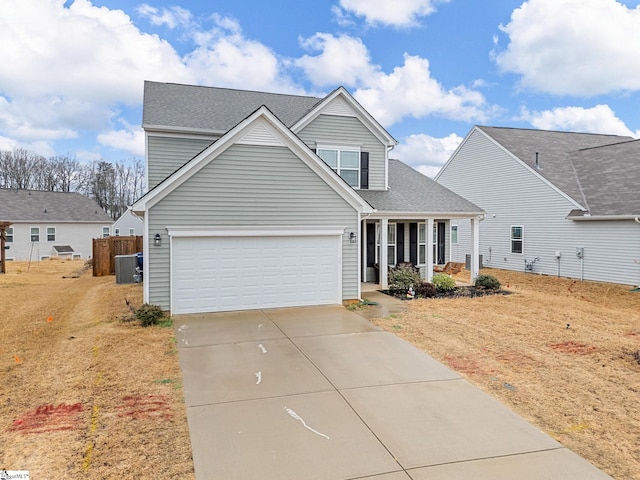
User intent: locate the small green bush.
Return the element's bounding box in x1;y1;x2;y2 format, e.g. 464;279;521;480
432;273;457;292
415;282;437;298
474;274;501;290
136;303;166;327
388;264;422;294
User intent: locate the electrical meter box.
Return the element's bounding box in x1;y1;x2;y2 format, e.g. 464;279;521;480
575;247;584;259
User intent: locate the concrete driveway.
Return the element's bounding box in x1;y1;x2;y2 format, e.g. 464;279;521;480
175;305;612;480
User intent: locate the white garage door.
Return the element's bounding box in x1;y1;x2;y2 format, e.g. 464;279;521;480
171;235;342;314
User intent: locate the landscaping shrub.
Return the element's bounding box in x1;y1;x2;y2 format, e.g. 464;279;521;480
388;263;422;295
474;274;501;290
415;282;437;298
136;303;166;327
432;273;457;292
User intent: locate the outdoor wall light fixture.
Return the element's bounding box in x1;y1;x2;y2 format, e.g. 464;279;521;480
349;232;357;243
154;233;162;246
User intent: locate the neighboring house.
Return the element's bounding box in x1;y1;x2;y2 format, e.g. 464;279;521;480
132;81;484;314
112;210;144;237
436;126;640;286
0;189;113;261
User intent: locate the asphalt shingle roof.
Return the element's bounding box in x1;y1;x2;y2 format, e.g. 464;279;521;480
0;189;113;223
478;126;638;215
143;81;323;132
569;139;640;216
357;159;484;215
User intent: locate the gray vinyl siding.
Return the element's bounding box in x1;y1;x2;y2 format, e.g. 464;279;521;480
438;129;640;286
297;114;386;190
147;144;359;309
147;135;215;189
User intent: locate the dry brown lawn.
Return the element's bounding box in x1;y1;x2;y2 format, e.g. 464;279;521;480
373;268;640;480
0;259;194;479
2;260;639;479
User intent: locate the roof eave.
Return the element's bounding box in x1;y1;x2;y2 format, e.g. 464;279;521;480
143;124;226;137
365;211;485;220
568;214;640;221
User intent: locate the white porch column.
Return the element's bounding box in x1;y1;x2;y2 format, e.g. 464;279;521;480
380;218;388;289
426;218;434;282
470;216;480;283
361;220;367;282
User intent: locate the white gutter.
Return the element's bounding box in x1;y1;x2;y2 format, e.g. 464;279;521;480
569;214;640;221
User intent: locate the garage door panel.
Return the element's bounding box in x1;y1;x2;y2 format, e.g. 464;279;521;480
171;235;341;314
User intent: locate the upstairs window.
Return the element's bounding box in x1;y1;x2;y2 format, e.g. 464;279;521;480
30;227;40;242
317;146;360;188
5;227;13;243
102;227;110;238
47;227;56;242
511;226;523;254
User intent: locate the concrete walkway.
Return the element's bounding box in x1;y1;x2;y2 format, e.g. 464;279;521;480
175;305;612;479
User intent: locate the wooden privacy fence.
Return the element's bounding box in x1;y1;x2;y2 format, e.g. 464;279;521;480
93;236;143;276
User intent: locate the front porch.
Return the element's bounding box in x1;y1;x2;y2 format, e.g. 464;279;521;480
360;216;481;290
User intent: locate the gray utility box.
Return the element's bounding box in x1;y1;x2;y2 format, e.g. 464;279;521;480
465;254;484;270
115;254;138;284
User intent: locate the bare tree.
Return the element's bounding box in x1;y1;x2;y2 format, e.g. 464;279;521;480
0;149;146;219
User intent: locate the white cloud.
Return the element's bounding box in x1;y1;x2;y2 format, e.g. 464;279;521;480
296;34;378;87
184;15;300;93
0;136;56;158
0;2;302;158
353;54;489;126
336;0;447;27
393;133;462;178
97;125;145;156
136;4;192;29
0;0;192;104
521;104;640;137
495;0;640;96
0;0;193;153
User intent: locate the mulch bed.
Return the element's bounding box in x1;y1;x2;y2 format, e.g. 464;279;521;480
382;286;511;300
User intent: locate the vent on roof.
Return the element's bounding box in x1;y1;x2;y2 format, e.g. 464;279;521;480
534;152;541;170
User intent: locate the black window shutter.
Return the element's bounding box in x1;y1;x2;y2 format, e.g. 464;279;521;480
409;223;418;264
360;152;369;189
396;223;404;264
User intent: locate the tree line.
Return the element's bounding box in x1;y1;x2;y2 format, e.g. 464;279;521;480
0;148;145;220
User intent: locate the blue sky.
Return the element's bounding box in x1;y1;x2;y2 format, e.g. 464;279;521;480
1;0;640;177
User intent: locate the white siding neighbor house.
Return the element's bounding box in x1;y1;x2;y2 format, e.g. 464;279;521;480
132;82;484;314
436;126;640;287
112;210;144;237
0;189;113;261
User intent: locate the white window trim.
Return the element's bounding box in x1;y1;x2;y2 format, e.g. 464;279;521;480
511;225;524;254
114;228;120;236
317;144;361;189
451;225;458;245
418;223;426;265
6;227;13;243
102;226;110;238
129;228;135;236
375;222;397;266
47;226;56;242
30;226;40;242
